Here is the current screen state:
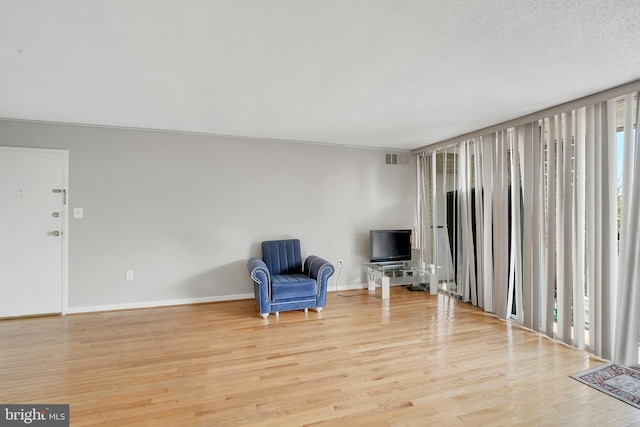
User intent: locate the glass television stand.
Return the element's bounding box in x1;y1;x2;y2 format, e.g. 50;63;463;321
364;261;440;300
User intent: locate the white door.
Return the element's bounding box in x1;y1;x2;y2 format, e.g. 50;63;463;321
0;146;67;317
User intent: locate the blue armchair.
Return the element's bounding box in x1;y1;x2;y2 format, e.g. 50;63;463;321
247;239;335;319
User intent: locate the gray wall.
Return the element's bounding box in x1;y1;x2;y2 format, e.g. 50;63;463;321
0;119;416;311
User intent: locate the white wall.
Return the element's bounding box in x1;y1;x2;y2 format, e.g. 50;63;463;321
0;119;416;311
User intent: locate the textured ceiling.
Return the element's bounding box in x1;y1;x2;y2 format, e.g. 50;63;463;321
1;1;640;151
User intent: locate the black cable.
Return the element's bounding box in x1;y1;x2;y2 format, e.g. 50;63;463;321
334;262;372;297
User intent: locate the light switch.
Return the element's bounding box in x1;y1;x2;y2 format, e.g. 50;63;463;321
126;270;134;281
73;208;83;218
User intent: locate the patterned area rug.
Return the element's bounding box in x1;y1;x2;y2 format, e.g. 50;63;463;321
571;363;640;409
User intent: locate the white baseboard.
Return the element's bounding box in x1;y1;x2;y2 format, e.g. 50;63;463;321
329;283;368;292
66;285;373;315
65;293;254;314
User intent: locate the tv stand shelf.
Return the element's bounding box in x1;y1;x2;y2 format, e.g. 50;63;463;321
364;261;440;300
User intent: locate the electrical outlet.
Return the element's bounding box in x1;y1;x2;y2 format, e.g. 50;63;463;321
337;259;344;268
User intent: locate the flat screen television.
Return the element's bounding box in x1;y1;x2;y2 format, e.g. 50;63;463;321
369;229;412;263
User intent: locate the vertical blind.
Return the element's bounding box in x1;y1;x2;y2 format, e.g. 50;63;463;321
417;91;640;366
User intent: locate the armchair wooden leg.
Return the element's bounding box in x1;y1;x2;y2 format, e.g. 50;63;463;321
260;313;268;319
304;308;308;313
275;312;279;317
312;307;323;313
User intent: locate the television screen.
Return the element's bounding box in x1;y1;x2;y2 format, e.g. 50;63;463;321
369;229;412;262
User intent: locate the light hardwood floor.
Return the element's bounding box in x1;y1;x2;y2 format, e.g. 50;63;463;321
1;287;638;426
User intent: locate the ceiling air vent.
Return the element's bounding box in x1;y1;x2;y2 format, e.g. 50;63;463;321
386;153;397;165
385;153;411;165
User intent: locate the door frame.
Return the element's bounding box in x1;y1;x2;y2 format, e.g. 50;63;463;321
0;146;69;315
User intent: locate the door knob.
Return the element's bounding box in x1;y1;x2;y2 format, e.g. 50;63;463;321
52;212;60;218
52;231;61;237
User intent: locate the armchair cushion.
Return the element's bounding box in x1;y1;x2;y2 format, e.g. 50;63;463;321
262;239;303;275
272;274;317;300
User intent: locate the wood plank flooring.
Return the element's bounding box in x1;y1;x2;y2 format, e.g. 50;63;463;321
1;287;638;426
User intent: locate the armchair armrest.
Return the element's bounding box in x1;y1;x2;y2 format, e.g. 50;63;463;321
304;256;335;282
248;257;270;286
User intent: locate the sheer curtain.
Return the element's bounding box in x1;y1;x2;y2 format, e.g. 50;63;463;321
615;93;640;368
417;91;639;365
